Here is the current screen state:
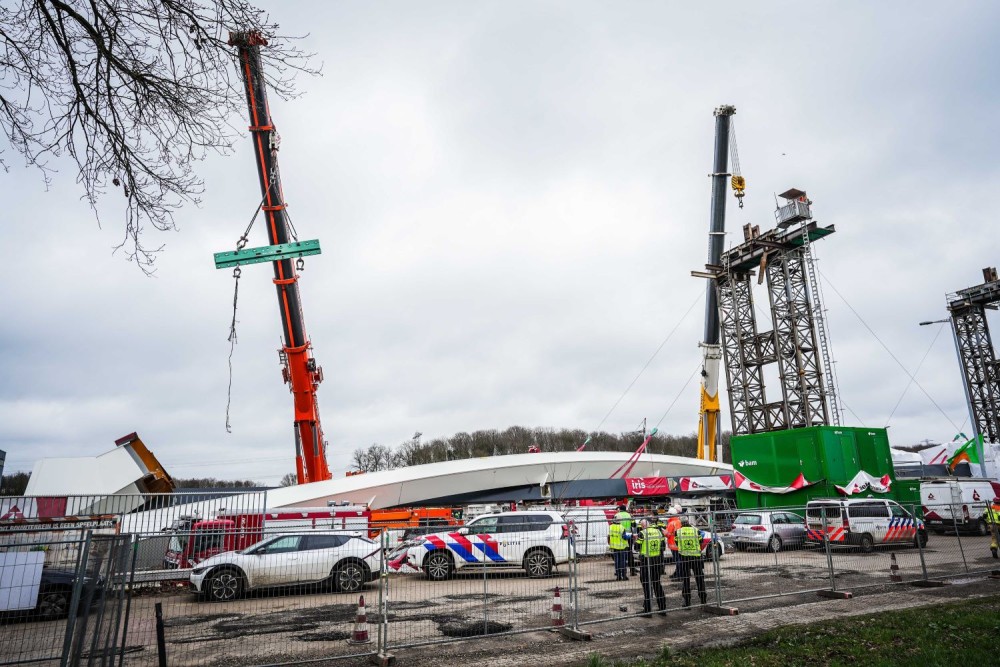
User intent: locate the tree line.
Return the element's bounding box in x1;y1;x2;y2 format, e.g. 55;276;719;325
347;426;732;473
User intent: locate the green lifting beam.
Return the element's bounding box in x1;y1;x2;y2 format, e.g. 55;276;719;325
214;239;322;269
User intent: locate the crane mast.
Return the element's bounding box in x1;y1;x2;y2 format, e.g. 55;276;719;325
696;105;736;462
229;31;331;484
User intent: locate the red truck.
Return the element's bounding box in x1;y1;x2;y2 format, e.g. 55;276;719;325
163;505;370;569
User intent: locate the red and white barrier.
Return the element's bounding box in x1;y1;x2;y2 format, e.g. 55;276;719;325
551;587;564;627
348;595;372;644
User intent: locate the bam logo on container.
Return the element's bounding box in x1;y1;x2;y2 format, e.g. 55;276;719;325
737;460;758;467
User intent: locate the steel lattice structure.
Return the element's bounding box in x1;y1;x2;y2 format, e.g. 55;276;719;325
766;249;830;429
948;274;1000;442
713;218;836;436
717;271;772;435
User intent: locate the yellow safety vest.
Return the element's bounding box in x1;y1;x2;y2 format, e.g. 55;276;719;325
615;511;633;532
986;506;1000;525
638;527;663;558
609;523;628;550
676;526;703;557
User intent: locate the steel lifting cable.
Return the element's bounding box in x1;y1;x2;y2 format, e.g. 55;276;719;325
225;266;242;433
654;363;703;431
885;321;946;427
819;269;962;433
225;170;279;433
729;120;741;175
729;119;746;208
590;291;702;433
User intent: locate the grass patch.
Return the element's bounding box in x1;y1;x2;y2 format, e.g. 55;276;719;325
589;594;1000;667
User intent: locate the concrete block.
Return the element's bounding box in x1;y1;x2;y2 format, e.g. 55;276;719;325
703;605;739;616
369;652;395;667
557;626;593;641
816;589;853;599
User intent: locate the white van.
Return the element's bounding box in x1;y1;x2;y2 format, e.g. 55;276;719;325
805;498;928;552
562;506;617;556
921;479;999;535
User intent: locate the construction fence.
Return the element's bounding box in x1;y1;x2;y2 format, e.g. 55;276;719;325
1;497;999;666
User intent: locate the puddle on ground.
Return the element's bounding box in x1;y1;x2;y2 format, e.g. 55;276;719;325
296;630;353;642
438;619;513;637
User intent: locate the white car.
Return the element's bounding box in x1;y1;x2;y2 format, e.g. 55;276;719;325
401;511;573;580
190;531;381;602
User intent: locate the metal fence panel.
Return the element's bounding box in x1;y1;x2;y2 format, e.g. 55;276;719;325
711;506;831;606
385;529;565;648
0;537;87;666
4;493;1000;665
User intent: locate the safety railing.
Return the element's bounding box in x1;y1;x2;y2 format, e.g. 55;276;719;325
1;498;998;665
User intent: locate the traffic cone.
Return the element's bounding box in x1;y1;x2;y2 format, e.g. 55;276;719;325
348;595;372;644
551;586;565;627
889;553;902;583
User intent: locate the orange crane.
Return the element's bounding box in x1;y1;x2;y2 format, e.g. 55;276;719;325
217;32;331;484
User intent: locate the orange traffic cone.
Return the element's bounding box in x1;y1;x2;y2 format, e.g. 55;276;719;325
551;586;565;627
348;595;372;644
889;553;902;583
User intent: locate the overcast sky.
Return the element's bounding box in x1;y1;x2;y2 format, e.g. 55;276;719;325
2;1;998;485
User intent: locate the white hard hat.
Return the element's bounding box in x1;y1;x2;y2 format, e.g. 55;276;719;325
670;505;683;515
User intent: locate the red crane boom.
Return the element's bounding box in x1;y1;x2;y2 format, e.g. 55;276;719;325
229;31;331;484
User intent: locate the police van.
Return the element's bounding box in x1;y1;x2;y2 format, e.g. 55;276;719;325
805;498;928;552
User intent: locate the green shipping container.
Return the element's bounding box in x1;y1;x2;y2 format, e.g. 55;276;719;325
732;426;901;510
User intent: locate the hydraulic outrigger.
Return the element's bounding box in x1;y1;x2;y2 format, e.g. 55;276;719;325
215;31;331;484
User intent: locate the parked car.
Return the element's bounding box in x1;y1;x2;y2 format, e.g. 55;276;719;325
2;568;105;622
696;528;727;561
190;531;381;602
804;498;928;553
729;511;807;553
402;510;573;580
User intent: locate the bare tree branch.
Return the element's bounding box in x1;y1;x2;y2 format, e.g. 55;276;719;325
0;0;316;272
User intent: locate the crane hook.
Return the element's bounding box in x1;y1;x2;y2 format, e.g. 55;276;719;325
295;257;305;272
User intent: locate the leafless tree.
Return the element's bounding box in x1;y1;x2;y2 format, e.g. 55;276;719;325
0;0;315;272
278;471;297;487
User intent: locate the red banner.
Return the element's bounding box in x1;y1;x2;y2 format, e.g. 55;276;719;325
624;477;671;496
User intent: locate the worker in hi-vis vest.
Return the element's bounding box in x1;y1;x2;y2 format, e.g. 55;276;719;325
985;498;1000;559
608;514;630;580
675;515;708;607
664;505;683;580
615;504;638;576
636;518;667;616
